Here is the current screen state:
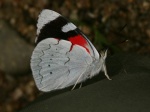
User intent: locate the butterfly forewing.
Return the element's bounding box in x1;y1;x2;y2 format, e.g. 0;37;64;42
36;9;99;60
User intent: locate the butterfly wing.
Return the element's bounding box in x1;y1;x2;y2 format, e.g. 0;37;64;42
36;9;99;60
31;9;111;92
31;38;92;92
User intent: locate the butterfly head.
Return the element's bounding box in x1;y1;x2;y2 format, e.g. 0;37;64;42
100;49;108;62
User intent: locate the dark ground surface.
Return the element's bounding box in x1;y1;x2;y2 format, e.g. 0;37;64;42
19;54;150;112
0;0;150;112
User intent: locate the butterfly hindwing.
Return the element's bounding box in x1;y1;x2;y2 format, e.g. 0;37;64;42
31;38;92;92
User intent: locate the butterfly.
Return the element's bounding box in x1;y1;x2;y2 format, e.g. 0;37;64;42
30;9;111;92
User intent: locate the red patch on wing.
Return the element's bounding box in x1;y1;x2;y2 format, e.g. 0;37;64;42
68;35;90;53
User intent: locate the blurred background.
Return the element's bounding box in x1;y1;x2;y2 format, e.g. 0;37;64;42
0;0;150;112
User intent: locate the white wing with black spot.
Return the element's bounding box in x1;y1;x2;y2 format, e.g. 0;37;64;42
31;38;93;92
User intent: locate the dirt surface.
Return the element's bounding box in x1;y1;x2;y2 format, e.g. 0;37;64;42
0;0;150;112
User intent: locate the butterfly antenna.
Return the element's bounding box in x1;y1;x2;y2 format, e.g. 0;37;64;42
107;24;129;49
118;23;129;44
119;23;127;32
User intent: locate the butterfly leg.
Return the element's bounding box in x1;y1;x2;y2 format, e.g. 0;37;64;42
55;80;64;89
55;76;68;90
71;71;85;90
102;62;112;80
79;83;82;89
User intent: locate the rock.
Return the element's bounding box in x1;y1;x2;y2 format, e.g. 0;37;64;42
19;53;150;112
0;20;34;75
